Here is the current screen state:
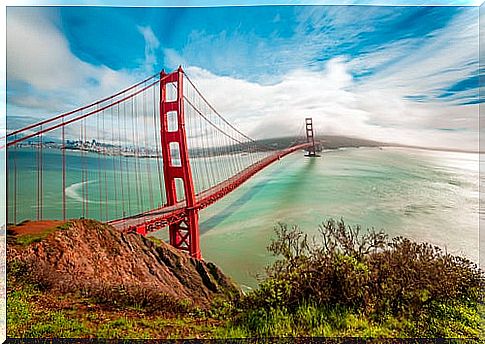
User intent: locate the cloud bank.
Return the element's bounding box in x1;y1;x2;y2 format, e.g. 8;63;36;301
6;6;480;152
6;8;149;119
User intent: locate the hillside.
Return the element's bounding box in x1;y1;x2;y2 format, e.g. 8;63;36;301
256;134;386;150
7;220;239;309
7;219;483;339
317;135;385;149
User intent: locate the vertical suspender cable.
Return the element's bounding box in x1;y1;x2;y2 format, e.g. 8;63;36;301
118;101;126;222
124;100;132;217
13;137;17;224
135;94;143;213
131;96;141;213
111;101;118;220
83;118;89;218
62;118;66;220
143;82;154;210
80;122;85;218
153;81;164;207
97;105;103;220
40;130;43;219
103;102;109;221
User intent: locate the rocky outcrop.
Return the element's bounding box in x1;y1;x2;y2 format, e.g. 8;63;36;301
7;220;239;308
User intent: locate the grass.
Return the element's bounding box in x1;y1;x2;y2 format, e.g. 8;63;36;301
7;278;223;339
26;311;90;338
216;302;485;339
215;303;394;338
8;282;90;338
8;268;485;340
7;285;36;335
146;236;165;246
13;222;71;246
7;219;484;339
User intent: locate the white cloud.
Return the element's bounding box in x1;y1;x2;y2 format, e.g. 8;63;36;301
352;9;478;102
121;6;480;153
163;48;186;69
137;25;160;74
183;50;478;152
6;7;479;153
6;8;156;118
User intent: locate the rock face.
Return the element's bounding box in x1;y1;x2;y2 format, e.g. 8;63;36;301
8;220;239;308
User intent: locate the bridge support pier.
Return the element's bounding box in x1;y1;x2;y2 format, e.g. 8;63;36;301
160;67;201;260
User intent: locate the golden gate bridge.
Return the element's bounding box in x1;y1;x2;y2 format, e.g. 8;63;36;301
4;67;318;259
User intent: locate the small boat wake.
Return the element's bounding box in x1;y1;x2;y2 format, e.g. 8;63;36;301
65;180;97;203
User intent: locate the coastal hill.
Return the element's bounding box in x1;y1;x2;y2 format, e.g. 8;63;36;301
8;220;240;309
7;219;483;338
258;135;385;150
316;135;385;149
262;135;476;153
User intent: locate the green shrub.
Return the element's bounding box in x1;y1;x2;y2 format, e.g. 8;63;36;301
235;219;484;338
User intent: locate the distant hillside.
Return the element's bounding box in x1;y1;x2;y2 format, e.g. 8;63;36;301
259;135;477;154
316;135;385;149
256;135;386;150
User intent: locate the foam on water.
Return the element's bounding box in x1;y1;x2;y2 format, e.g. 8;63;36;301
65;180;97;204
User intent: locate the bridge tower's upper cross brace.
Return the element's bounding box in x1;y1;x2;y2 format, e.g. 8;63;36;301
158;66;201;259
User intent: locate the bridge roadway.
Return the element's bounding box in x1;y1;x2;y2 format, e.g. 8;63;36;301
108;143;311;234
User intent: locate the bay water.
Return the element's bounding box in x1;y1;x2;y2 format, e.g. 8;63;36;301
7;146;480;289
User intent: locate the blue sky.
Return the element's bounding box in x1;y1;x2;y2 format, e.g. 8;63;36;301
56;6;472;83
6;4;482;150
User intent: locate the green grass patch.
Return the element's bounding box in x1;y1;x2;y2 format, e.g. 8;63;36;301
8;282;89;338
146;236;164;246
7;285;38;336
26;311;90;338
14;222;71;246
218;302;484;339
226;220;485;339
7;277;222;339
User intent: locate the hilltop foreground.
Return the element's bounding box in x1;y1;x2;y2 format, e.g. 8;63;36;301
8;220;239;307
7;219;484;339
7;220;240;338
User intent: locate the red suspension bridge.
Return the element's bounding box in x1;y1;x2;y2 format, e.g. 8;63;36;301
5;67;318;259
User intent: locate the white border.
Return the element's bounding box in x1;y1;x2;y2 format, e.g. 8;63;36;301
1;1;482;341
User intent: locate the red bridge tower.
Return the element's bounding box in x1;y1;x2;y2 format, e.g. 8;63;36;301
305;117;318;157
160;67;201;259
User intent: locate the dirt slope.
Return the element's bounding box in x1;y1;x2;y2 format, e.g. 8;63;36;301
7;219;239;308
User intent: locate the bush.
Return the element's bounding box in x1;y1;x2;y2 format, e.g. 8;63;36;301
83;282;192;315
236;219;484;338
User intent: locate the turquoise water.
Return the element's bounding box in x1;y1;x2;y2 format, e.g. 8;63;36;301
197;147;479;289
7;146;479;289
6;147;269;222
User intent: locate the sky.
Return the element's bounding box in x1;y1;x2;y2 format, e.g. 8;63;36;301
5;3;483;151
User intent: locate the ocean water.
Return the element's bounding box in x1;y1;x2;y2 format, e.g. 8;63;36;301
6;147;269;222
196;147;479;289
7;146;480;288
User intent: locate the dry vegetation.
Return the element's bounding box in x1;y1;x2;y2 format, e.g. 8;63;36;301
7;219;485;339
225;220;485;338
